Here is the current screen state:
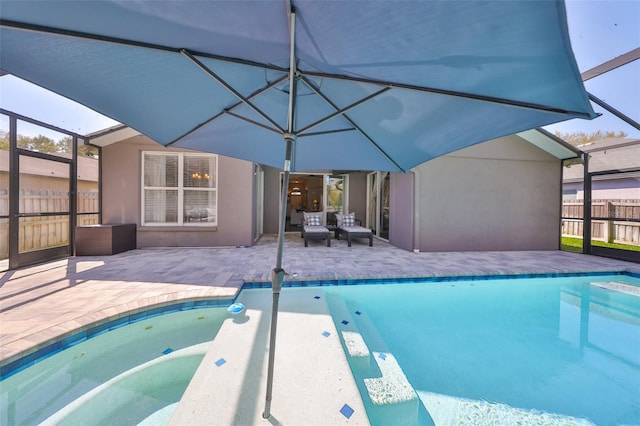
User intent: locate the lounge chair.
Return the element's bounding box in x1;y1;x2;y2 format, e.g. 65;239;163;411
336;213;373;247
301;212;331;247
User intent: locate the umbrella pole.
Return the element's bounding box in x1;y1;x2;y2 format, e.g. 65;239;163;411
263;135;294;419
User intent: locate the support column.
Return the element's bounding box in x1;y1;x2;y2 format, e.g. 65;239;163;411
263;134;295;419
583;153;592;254
8;116;18;270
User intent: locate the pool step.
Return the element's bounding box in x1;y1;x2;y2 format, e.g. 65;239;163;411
327;292;371;371
326;292;419;425
591;281;640;296
41;343;209;425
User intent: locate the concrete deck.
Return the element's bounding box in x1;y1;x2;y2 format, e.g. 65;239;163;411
1;234;639;424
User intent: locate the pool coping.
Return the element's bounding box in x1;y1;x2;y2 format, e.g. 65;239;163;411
0;296;235;378
245;269;640;288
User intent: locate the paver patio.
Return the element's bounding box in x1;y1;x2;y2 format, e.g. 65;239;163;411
2;233;638;369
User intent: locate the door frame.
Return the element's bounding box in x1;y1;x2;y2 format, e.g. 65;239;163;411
11;150;75;269
4;111;85;270
280;172;348;227
366;171;390;241
253;164;264;242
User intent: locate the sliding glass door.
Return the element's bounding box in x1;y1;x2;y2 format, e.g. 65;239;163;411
325;174;347;225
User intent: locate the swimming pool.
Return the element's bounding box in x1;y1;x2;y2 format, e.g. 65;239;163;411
3;272;638;425
0;307;228;425
322;273;640;425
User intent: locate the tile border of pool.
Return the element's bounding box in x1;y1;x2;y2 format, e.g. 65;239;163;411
244;269;640;289
3;269;638;379
0;298;233;379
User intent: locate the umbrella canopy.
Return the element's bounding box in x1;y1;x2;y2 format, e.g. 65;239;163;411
1;1;595;173
1;0;596;419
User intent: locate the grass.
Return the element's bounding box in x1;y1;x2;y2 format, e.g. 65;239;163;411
561;236;640;253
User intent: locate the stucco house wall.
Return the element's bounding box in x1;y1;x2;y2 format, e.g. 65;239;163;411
412;135;563;252
566;178;640;200
98;130;572;252
346;172;367;222
262;166;281;235
388;172;415;251
102;136;254;248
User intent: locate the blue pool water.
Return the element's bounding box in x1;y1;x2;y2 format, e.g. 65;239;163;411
324;274;640;426
0;307;228;425
3;273;638;425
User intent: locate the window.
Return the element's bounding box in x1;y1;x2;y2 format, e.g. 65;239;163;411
142;152;217;226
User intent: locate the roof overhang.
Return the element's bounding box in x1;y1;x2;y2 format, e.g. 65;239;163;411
517;128;582;160
86;125;141;147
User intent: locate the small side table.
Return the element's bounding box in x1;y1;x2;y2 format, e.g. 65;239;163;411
326;225;339;239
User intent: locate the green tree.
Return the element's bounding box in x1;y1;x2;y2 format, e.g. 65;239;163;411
53;136;99;157
56;136;73;154
78;143;99;159
17;134;59;153
57;136;98;158
0;130;8;151
1;131;98;157
555;130;627;147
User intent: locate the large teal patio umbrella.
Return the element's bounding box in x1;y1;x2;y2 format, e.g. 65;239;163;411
0;0;596;417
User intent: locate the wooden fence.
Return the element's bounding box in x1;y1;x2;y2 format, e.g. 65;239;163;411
562;200;640;247
0;189;99;257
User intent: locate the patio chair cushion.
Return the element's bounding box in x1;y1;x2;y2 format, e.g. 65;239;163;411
306;214;322;226
302;224;331;247
342;214;356;227
335;212;355;227
337;225;373;247
303;212;322;226
303;225;328;234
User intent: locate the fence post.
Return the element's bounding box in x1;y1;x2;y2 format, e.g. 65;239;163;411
605;201;614;243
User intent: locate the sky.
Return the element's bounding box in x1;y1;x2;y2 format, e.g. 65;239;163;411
0;0;638;140
543;0;640;139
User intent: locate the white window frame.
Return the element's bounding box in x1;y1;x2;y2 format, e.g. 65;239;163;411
141;151;218;227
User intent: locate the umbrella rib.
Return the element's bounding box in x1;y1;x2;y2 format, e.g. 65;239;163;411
223;111;283;134
181;49;286;134
300;75;405;172
296;87;391;135
303;70;595;119
166;74;288;146
298;128;356;137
